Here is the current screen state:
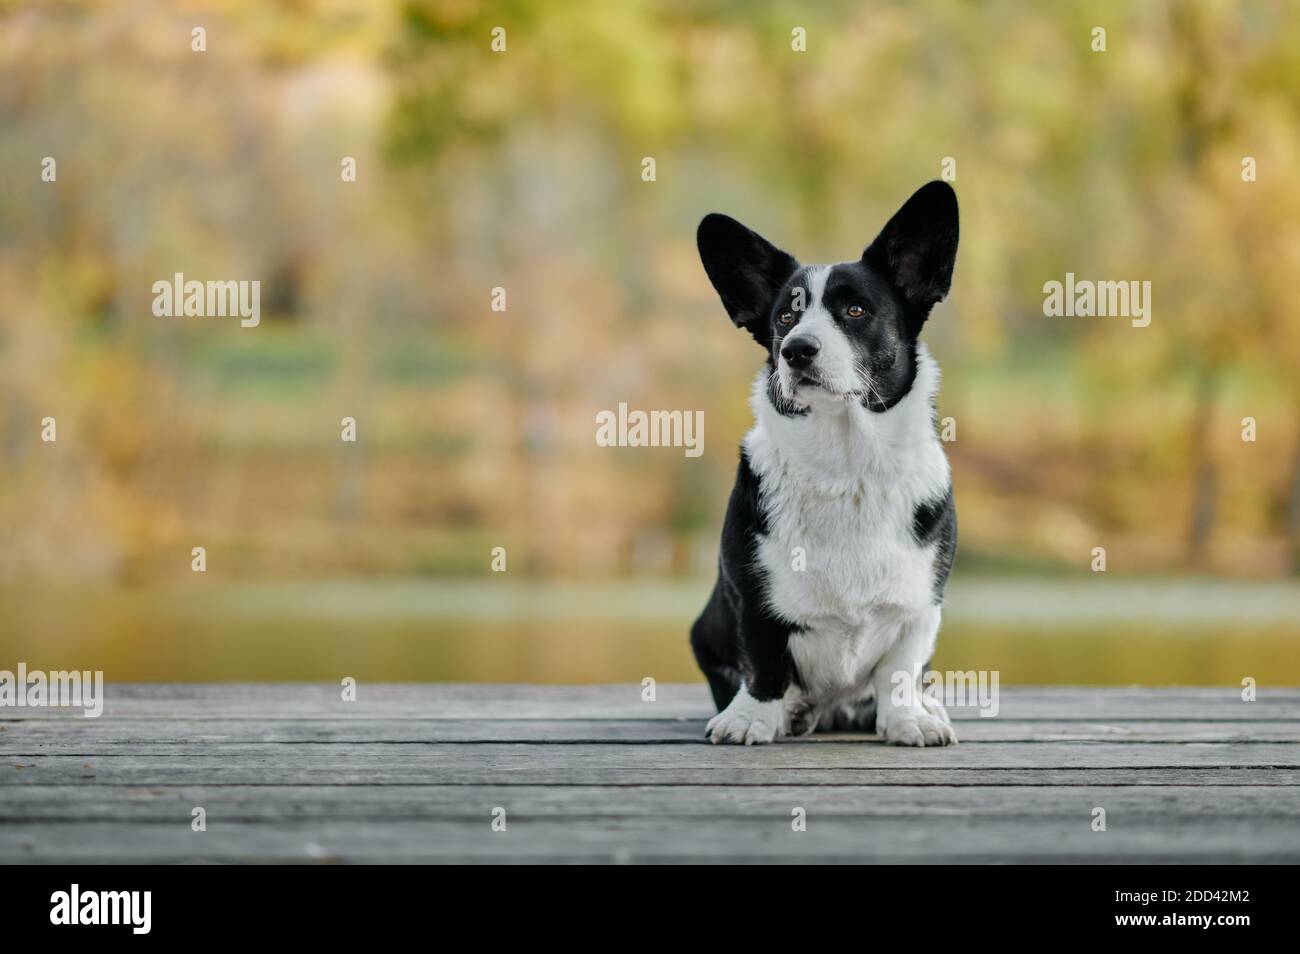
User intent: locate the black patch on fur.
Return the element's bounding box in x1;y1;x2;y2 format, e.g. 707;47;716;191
912;487;957;603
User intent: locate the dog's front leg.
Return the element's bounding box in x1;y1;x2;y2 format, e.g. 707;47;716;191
870;606;957;747
705;605;795;745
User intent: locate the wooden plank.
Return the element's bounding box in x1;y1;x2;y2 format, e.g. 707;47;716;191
1;684;1295;863
4;684;1295;721
2;718;1297;745
3;817;1297;864
3;741;1296;766
2;784;1297;822
3;746;1298;788
3;765;1294;786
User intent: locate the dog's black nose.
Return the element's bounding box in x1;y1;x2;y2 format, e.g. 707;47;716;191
780;336;820;369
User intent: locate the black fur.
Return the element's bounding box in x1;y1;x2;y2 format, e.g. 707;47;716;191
696;213;799;348
912;487;958;602
690;451;802;708
863;180;960;328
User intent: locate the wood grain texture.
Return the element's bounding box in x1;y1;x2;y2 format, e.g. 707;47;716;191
1;684;1297;863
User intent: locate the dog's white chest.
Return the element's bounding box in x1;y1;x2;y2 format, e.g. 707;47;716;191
756;475;933;619
743;353;950;699
753;460;937;696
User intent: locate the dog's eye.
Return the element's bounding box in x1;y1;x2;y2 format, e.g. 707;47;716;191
778;311;794;326
846;304;866;318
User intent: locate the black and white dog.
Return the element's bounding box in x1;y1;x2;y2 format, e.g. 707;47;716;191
691;181;959;746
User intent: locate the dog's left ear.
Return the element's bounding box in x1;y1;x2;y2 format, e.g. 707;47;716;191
863;181;959;331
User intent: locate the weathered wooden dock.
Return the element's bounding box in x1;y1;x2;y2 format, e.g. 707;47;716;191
2;684;1298;863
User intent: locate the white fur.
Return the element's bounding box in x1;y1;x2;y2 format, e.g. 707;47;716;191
743;341;956;745
706;685;787;745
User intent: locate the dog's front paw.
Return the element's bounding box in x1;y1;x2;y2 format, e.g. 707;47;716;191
706;689;785;745
878;708;957;747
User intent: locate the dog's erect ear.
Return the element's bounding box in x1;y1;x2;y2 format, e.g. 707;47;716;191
697;213;799;347
863;181;959;328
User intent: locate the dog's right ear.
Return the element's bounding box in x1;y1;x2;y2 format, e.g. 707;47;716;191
697;213;799;347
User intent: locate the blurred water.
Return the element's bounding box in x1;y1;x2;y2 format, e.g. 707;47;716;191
2;578;1297;684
